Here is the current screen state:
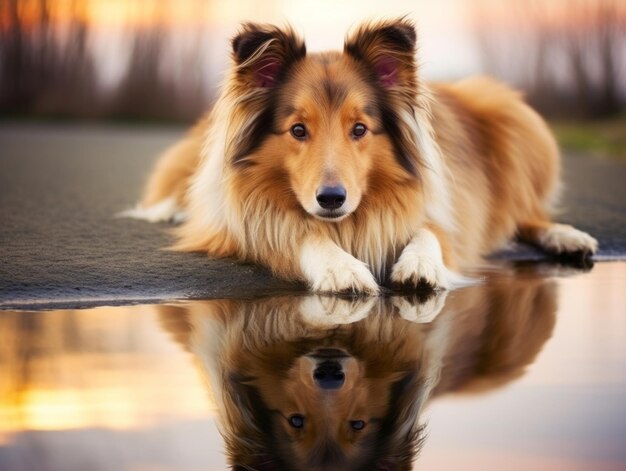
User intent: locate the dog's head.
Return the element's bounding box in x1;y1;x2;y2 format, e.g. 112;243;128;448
227;344;424;471
226;19;424;222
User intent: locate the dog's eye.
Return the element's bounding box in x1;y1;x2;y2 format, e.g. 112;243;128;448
350;420;366;431
351;123;367;139
290;124;307;140
288;414;305;428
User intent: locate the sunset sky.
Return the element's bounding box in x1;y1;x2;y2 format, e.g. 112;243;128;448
10;0;484;86
6;0;624;94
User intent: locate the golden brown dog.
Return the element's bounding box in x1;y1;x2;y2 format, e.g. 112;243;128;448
123;18;597;293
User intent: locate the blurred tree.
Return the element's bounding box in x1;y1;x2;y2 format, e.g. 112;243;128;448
473;0;626;118
111;15;208;122
0;0;99;117
0;0;209;122
112;24;178;121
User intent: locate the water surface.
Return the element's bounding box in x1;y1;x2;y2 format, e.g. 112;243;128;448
1;263;625;470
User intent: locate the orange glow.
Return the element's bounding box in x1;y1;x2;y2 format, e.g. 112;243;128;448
86;0;212;28
470;0;626;33
4;0;623;31
2;383;212;429
0;373;213;435
2;0;624;41
0;0;212;30
0;0;88;29
0;307;215;438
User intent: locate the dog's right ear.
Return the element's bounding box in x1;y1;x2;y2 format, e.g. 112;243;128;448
232;23;306;88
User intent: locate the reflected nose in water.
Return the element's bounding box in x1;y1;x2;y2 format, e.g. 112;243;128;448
313;360;345;390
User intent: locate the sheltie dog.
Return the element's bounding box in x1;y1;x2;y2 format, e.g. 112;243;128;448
123;18;597;293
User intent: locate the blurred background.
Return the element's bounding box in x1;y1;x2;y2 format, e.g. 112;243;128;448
1;0;625;152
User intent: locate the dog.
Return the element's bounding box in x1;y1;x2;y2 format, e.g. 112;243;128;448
156;266;558;470
122;18;598;293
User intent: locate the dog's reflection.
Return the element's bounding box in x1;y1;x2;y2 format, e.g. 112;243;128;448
158;269;557;470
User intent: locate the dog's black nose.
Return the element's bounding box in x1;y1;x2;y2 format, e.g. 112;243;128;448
316;186;346;210
313;361;345;390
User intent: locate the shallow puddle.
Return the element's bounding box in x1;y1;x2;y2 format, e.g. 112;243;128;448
1;263;625;470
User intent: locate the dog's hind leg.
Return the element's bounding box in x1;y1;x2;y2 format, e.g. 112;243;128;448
517;219;598;258
119;133;202;223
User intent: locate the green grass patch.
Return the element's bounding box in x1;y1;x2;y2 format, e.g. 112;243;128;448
550;115;626;159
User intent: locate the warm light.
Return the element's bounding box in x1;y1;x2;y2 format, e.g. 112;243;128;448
86;0;212;28
0;307;215;439
0;375;213;435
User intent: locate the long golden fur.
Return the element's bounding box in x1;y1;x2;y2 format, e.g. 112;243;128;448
125;18;597;292
157;266;558;470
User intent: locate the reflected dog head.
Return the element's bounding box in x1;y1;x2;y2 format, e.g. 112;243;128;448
232;349;423;471
158;297;429;470
221;299;427;471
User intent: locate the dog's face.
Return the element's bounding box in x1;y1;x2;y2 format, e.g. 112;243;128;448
273;59;387;221
228;20;421;222
233;343;421;471
253;348;402;468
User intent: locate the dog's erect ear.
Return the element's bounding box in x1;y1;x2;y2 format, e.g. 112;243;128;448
344;18;417;90
232;23;306;88
345;19;423;178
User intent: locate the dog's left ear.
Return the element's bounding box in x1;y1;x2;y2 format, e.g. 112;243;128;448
344;18;417;91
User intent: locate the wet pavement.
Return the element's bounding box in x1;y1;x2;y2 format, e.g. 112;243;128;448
1;124;626;309
1;263;625;470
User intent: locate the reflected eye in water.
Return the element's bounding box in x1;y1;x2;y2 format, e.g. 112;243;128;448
350;420;366;431
288;414;305;429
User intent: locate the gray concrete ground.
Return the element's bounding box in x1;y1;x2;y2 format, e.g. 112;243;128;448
1;124;625;309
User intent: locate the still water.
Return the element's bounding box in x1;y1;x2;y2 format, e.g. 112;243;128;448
1;263;625;470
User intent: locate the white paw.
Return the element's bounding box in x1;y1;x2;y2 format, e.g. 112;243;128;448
299;296;376;327
393;291;448;324
539;224;598;255
312;257;379;294
391;228;473;291
391;251;452;290
300;240;379;295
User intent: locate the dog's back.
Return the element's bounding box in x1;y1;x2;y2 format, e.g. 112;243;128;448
429;76;560;263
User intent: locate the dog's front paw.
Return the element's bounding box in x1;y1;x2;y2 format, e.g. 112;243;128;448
300;241;379;295
389;228;472;291
391;251;452;290
313;257;379;294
